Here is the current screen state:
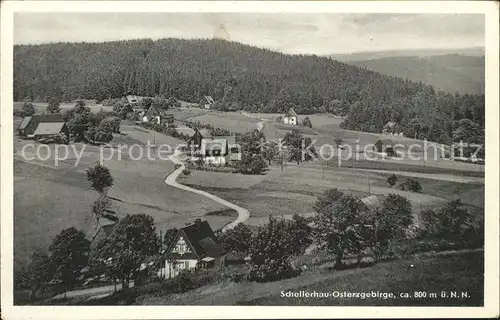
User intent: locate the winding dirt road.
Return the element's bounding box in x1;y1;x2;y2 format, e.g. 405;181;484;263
165;151;250;231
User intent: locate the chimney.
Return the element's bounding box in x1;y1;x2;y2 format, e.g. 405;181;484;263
194;219;202;227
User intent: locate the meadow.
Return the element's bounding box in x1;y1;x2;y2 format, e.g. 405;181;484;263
13;105;485;270
135;250;483;306
13;120;231;268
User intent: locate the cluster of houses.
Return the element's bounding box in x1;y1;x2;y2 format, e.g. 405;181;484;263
17;114;69;141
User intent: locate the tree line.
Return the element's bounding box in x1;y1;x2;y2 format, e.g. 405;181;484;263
14;38;484;145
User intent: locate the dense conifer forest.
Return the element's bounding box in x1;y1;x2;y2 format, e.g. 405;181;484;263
14;38;484;144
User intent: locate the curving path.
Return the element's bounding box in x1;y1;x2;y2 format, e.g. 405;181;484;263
165;151;250;231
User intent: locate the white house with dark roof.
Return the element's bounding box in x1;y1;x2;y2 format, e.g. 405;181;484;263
158;219;226;279
204;96;215;109
283;107;298;125
187;129;240;165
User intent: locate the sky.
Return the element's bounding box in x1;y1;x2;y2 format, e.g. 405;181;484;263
14;13;485;55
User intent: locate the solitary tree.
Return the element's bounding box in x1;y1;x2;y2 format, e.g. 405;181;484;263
86;164;114;194
91;194;112;227
49;227;90;292
302;116;313;128
387;174;398;188
93;214;159;288
399;178;422;193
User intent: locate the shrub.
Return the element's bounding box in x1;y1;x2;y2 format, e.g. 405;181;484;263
14;109;26;117
399;178;422;193
22;102;36;116
302;116;313;128
387;174;397;187
182;168;191;176
239;153;268;175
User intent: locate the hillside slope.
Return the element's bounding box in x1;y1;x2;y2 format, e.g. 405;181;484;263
14;39;484;143
346;55;484;95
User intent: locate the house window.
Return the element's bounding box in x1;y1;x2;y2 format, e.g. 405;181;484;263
172;237;191;255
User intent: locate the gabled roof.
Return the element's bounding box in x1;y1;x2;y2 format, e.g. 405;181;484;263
204;96;215;104
146;105;160;116
198;129;213;138
202;139;227;155
169;220;225;258
199;237;225;257
376;139;394;145
33;122;67;135
360;195;384;211
18;116;33;130
33;114;65;123
215;135;236;145
285;108;298;118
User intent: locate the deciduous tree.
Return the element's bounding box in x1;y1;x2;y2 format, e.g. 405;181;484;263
86;164;114;194
93;214;159;288
49;227;90;291
248;216;298;282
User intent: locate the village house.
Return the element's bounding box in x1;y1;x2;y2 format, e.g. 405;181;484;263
124;92;140;106
203;96;215;109
158;219;226;279
360;194;384;211
187;129;241;165
374;139;396;156
282;107;298;125
90;217;117;251
17;114;68;139
141;105;174;126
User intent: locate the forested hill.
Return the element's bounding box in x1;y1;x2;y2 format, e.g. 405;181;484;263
14;38;484;144
345;55;485;95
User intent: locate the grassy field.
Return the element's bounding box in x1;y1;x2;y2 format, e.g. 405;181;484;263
13;123;231;269
177;161;483;227
136;250;483;306
240;251;484;306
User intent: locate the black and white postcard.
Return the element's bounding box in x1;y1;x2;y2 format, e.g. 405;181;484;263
1;1;499;319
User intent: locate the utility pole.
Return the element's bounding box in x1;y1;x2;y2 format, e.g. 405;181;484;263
368;174;371;194
322;161;325;180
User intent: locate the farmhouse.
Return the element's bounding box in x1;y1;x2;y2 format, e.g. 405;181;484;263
34;122;70;140
124;92;140;106
17;114;66;138
158;219;226;279
282;107;298;125
374;139;395;156
360;195;384;211
187;129;241;165
90;217;116;250
203;96;215;109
